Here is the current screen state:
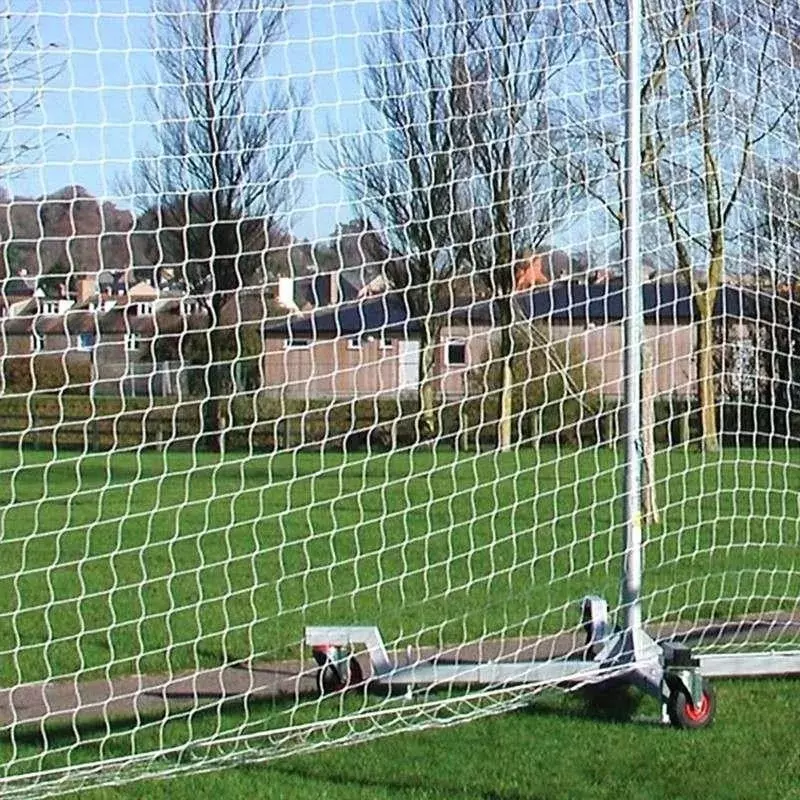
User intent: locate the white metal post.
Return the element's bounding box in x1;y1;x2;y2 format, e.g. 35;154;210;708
622;0;644;637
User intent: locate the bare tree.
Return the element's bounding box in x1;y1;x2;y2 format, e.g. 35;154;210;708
746;159;800;286
462;0;575;451
0;10;62;178
642;1;796;451
558;0;796;452
329;0;571;444
131;0;306;450
325;0;480;439
736;129;800;441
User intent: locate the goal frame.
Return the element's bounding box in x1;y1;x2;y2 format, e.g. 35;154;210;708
302;0;800;727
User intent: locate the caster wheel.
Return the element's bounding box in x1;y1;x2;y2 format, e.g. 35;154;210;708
317;656;364;695
667;678;716;729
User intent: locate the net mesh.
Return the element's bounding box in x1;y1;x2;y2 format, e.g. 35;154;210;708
0;0;799;796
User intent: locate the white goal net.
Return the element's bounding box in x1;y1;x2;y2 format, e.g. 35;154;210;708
1;0;799;796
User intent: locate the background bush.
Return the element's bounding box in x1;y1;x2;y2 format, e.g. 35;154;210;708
3;353;92;395
0;332;713;453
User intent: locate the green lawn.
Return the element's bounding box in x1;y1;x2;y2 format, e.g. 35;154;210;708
71;678;800;800
0;443;799;798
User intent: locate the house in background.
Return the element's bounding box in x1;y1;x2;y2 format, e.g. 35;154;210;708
508;279;700;399
0;270;193;397
261;293;423;399
0;273;37;320
2;207;793;410
0;257;362;399
260;273;787;405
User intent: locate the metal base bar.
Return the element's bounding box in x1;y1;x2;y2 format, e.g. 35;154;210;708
699;652;800;678
305;625;392;673
373;659;604;687
305;623;800;687
305;599;800;728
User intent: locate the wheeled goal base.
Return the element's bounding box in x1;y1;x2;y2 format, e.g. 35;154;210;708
305;596;800;729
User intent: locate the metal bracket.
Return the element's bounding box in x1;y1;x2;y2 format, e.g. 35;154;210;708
306;625;392;675
581;595;611;658
661;642;703;706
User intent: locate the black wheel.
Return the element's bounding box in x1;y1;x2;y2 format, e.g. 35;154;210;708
667;678;716;729
317;664;342;695
317;657;364;695
348;656;364;687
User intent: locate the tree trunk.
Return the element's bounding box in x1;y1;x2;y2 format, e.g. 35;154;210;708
642;343;660;524
418;329;438;441
696;294;719;453
500;357;513;451
203;304;233;454
204;362;231;454
457;370;470;452
681;398;691;449
497;296;514;452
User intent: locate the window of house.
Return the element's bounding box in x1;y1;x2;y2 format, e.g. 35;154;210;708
42;300;60;315
134;302;154;316
77;333;95;352
125;333;141;352
380;337;394;350
182;299;201;316
347;337;361;350
284;338;310;349
445;338;467;366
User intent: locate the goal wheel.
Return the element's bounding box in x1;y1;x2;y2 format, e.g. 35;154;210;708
317;656;364;695
667;678;716;730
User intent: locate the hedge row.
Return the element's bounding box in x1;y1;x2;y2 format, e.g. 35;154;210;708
0;389;709;453
0;340;710;451
3;354;93;394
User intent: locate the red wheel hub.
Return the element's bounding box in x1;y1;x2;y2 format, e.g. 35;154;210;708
684;692;710;722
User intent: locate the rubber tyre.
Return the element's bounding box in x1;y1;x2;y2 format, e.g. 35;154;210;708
317;657;364;695
345;656;364;688
317;664;342;695
667;678;716;729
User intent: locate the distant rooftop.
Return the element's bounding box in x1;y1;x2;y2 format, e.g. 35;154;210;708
265;279;792;339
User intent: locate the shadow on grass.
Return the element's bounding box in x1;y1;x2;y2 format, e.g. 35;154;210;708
260;690;657;800
267;762;540;800
0;679;655;746
521;688;660;727
0;685;289;752
0;673;663;792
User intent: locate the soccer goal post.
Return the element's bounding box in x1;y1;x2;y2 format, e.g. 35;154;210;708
1;0;800;797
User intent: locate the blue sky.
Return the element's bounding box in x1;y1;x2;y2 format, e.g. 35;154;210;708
6;0;382;242
3;1;791;277
3;0;655;261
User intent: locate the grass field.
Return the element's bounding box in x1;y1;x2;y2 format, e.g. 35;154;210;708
71;677;800;800
1;442;799;798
